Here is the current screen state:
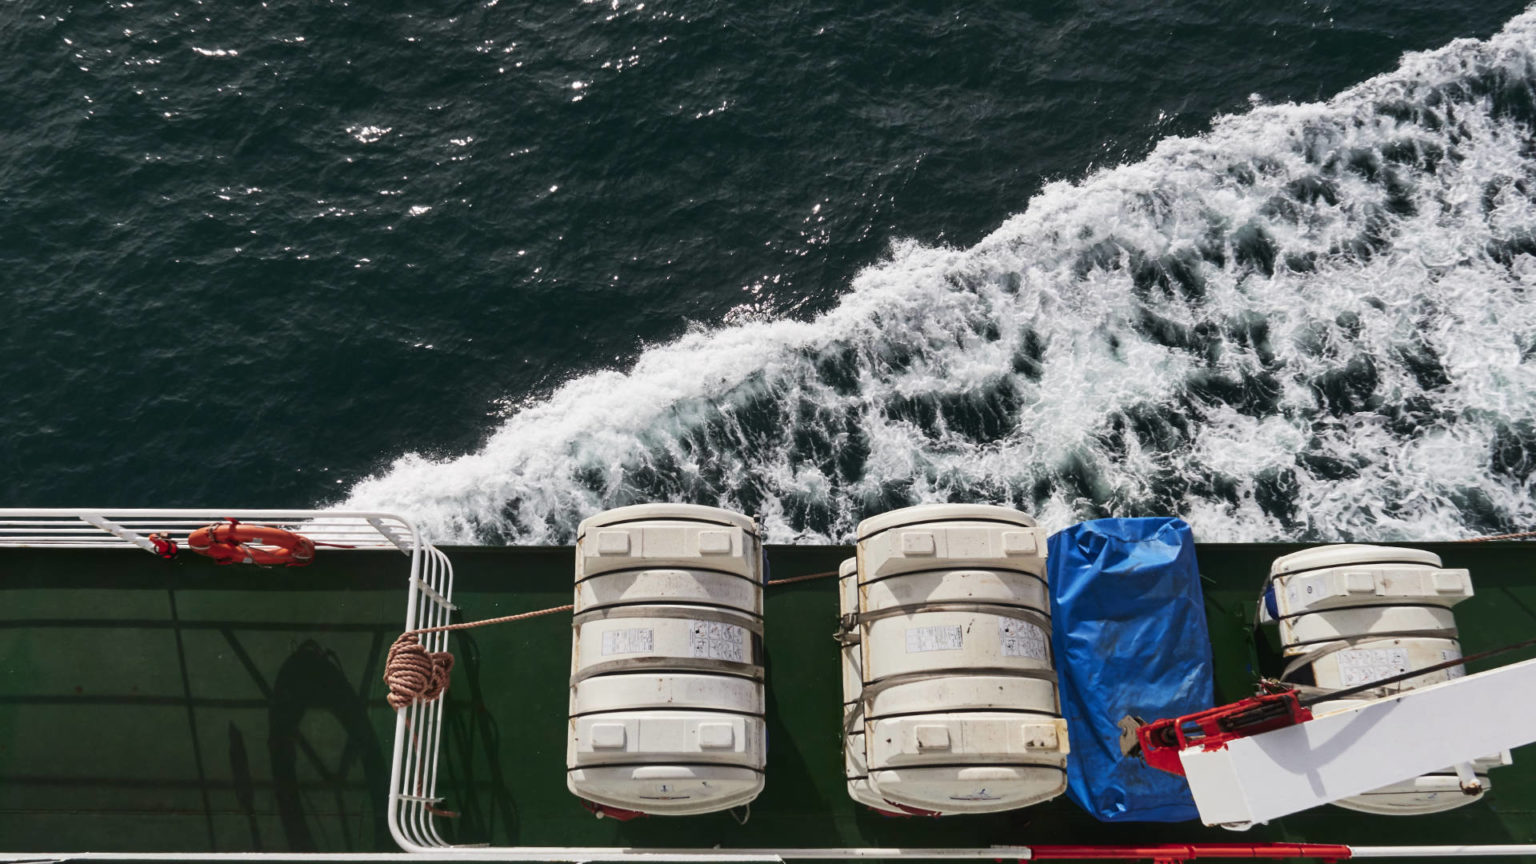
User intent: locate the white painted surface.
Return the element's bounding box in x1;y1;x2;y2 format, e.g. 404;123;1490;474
1179;656;1536;827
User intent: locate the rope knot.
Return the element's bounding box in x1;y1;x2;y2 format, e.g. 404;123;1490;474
384;633;455;710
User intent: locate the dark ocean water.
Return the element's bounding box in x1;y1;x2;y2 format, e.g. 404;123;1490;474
4;0;1535;542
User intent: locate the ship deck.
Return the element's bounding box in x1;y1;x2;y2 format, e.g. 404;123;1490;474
3;542;1535;855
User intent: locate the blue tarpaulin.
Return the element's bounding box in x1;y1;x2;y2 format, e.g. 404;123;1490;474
1047;518;1214;822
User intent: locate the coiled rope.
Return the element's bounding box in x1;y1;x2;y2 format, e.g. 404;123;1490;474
384;605;574;710
383;569;838;711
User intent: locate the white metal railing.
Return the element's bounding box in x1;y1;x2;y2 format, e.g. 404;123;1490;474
388;530;456;851
0;509;423;553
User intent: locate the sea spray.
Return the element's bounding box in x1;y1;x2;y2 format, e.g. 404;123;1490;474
342;10;1536;544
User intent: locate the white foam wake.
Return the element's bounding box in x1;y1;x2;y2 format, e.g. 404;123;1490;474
340;10;1536;544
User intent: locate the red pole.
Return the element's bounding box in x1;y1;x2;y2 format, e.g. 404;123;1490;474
1027;843;1353;862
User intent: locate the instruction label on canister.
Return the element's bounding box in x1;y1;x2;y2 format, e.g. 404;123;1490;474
1335;646;1410;686
601;628;654;655
998;617;1047;660
689;620;745;662
905;625;963;653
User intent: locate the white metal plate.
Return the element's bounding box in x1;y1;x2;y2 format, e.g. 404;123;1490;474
1179;657;1536;827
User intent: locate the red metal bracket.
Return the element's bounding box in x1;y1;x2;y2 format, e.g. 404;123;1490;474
1135;691;1313;777
1027;842;1351;862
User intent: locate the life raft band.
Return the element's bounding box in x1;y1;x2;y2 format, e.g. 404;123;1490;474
187;518;316;567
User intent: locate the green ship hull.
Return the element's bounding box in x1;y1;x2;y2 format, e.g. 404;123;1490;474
3;542;1534;855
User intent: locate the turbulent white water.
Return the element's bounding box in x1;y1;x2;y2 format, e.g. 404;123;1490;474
342;11;1536;544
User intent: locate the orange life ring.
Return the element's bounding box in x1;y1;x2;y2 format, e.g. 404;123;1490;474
187;519;316;567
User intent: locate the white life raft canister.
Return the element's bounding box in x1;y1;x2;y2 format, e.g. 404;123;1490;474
844;503;1068;815
567;503;765;815
1264;543;1510;815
